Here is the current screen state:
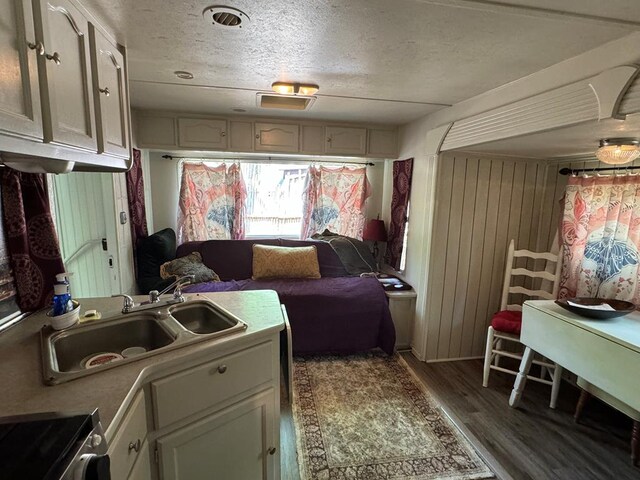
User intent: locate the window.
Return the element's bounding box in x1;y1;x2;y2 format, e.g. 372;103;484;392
178;160;371;241
241;163;307;238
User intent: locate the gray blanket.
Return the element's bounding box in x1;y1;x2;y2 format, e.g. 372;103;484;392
311;230;377;275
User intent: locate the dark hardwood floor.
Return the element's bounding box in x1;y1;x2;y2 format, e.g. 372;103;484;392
280;354;640;480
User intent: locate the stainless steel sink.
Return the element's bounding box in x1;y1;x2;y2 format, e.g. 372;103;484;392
41;297;247;385
169;301;240;334
50;314;177;372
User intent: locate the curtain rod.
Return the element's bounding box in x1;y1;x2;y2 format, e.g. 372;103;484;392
161;154;375;166
559;166;640;175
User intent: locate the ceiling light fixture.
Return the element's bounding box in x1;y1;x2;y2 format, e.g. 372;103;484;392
595;138;640;165
271;82;319;96
174;71;194;80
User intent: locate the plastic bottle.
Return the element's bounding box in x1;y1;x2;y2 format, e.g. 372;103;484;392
52;272;73;316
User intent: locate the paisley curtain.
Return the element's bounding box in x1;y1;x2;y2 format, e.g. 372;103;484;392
559;174;640;303
301;166;371;240
1;169;65;311
126;149;148;275
384;158;413;270
177;162;246;243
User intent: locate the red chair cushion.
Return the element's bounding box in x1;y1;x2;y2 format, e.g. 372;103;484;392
491;310;523;335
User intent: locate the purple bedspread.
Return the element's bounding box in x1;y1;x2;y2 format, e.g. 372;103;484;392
185;277;396;355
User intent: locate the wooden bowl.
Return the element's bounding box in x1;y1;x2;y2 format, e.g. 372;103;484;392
555;298;636;319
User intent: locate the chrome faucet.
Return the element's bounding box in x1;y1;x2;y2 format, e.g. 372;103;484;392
113;275;195;314
149;275;195;304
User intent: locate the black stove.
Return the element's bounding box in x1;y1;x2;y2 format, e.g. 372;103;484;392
0;410;110;480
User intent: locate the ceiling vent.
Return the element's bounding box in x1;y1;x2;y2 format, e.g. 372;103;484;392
203;6;249;28
256;93;317;111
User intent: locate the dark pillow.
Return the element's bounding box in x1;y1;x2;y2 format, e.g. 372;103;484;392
136;228;177;293
160;251;220;283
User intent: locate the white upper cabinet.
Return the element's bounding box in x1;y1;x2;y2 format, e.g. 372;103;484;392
325;126;367;155
368;129;398;157
0;0;42;140
33;0;96;152
89;24;129;158
301;125;325;154
178;118;227;149
254;122;299;152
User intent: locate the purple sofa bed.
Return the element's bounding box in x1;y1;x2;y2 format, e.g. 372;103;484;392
176;239;396;355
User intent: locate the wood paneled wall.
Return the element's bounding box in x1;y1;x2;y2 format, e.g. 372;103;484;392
425;153;640;361
424;153;547;361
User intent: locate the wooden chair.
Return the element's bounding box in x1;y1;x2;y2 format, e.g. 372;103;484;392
574;377;640;466
482;239;564;408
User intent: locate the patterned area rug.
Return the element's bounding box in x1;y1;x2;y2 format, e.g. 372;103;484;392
292;353;494;480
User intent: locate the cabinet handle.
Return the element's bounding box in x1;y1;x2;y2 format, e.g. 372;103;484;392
217;364;227;374
326;137;331;143
255;134;260;139
221;131;226;137
267;447;277;455
128;439;141;453
27;41;45;55
46;52;61;65
98;87;110;96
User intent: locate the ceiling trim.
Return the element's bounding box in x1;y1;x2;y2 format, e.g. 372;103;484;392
129;79;451;107
417;0;640;28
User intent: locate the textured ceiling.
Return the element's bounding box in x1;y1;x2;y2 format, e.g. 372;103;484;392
82;0;640;125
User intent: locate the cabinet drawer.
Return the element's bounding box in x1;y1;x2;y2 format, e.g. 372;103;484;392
152;341;274;429
107;391;147;480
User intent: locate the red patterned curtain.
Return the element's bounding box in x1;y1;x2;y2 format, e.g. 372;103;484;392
300;166;371;239
560;175;640;302
1;169;65;311
384;158;413;270
177;162;247;243
126;149;149;249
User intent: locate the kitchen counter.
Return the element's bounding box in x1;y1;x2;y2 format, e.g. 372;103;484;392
0;290;285;438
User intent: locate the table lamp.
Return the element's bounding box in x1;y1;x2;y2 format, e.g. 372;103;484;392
363;218;388;270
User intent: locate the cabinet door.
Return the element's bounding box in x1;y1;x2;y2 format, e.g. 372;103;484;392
0;0;42;139
326;126;366;155
178;118;227;149
127;441;151;480
368;129;397;157
107;391;148;480
157;390;278;480
89;25;129;158
254;122;299;152
229;120;253;151
301;125;325;154
33;0;96;151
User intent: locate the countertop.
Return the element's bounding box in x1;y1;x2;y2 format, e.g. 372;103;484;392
0;290;285;435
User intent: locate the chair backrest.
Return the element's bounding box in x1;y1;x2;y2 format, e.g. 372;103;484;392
500;239;563;312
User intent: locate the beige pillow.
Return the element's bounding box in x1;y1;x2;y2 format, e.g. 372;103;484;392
252;245;321;280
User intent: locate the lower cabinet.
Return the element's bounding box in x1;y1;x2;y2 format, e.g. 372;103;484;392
127;441;151;480
108;335;281;480
156;389;278;480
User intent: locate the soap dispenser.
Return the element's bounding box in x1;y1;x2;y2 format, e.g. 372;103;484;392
52;272;73;316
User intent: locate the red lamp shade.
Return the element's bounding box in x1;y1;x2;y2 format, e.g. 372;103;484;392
363;219;388;242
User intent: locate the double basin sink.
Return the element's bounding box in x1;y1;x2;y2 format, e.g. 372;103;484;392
41;298;247;385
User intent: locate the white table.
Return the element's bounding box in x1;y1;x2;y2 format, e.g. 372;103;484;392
509;300;640;412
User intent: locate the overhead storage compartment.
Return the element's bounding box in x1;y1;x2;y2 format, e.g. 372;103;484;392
440;65;639;152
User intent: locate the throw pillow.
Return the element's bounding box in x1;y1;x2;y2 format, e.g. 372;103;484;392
160;251;220;283
252;245;321;280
